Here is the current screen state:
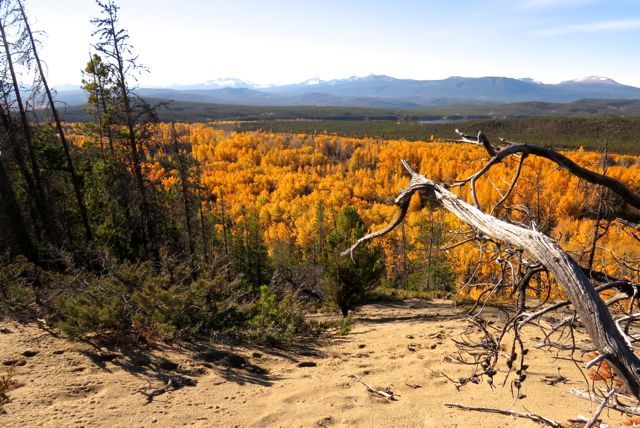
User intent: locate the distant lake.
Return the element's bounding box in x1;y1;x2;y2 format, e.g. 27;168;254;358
418;118;466;124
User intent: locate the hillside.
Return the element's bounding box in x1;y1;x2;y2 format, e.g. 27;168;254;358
1;300;631;427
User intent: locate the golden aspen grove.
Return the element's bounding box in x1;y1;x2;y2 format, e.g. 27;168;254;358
69;122;640;302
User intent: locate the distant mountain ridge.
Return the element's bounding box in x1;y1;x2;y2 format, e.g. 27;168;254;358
54;74;640;109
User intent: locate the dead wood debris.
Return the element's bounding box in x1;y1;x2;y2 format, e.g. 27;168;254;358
571;388;640;416
349;375;397;401
139;376;197;404
444;402;561;427
542;374;570;386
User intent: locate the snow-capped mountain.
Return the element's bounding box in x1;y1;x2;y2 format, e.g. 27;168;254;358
54;74;640;108
518;78;543;85
172;78;264;90
561;76;619;85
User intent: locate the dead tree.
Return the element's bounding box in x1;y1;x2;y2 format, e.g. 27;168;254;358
16;0;93;243
343;132;640;400
91;0;160;267
0;8;55;243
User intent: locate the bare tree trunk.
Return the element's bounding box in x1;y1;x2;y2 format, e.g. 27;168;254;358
195;163;209;264
344;160;640;399
18;0;93;243
93;2;159;266
0;100;41;240
0;157;36;260
171;124;195;273
0;18;55;243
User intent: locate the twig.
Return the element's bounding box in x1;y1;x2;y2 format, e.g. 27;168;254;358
571;388;640;416
584;389;614;428
138;376;196;404
585;353;609;369
349;375;397;401
519;281;635;327
140;379;173;404
491;154;526;215
444;402;561;427
542;374;570;386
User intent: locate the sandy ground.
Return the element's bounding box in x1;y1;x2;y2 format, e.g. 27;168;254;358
0;299;633;427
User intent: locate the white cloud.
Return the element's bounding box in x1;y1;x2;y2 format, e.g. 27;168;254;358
536;19;640;36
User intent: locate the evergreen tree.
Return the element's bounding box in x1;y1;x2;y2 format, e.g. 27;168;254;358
325;206;384;317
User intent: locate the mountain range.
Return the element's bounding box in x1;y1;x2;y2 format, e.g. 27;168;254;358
54;75;640;109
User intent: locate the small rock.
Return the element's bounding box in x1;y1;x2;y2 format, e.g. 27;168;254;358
0;327;11;334
298;361;317;368
406;335;414;339
52;350;65;355
22;350;39;358
358;344;366;349
151;417;157;423
430;344;437;349
251;352;263;359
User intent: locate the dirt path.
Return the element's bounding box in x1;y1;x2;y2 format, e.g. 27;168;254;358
0;299;630;427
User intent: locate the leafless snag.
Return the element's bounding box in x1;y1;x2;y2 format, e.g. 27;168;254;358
342;133;640;406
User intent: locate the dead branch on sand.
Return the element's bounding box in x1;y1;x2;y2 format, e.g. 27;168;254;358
571;388;640;416
349;375;397;401
444;402;561;427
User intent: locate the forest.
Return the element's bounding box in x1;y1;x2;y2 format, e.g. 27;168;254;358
2;0;640;426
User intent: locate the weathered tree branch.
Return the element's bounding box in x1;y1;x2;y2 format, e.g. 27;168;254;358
489;142;640;211
343;160;640;399
349;375;397;401
444;402;560;427
571;388;640;416
584;389;615;428
446;129;498;156
518;281;636;327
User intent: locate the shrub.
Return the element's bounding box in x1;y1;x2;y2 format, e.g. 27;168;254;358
246;285;314;345
0;365;16;414
0;256;36;317
324;206;384;317
55;261;246;340
337;315;353;335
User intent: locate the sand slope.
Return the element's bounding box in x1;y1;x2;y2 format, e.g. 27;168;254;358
0;299;630;427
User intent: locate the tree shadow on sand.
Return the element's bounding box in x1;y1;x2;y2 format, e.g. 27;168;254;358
77;335;325;402
354;300;459;324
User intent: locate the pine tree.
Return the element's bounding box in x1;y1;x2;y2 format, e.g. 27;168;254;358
325;206;384;317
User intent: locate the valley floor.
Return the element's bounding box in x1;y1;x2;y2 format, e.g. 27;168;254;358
0;299;632;427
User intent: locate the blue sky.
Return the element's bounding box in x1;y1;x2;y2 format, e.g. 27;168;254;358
25;0;640;87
